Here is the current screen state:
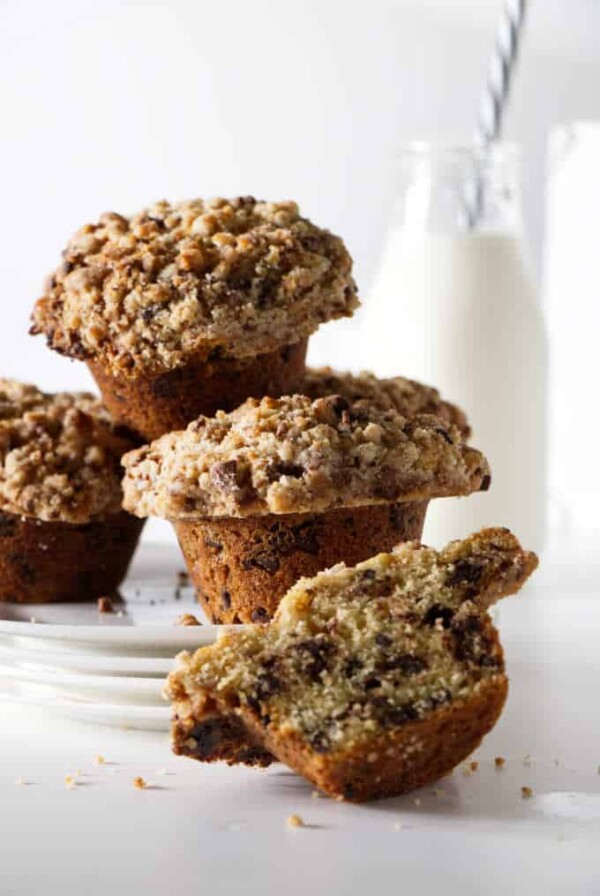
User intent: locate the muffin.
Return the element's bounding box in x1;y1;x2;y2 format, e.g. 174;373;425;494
122;394;490;623
30;197;358;440
301;367;470;437
165;528;538;801
0;379;143;602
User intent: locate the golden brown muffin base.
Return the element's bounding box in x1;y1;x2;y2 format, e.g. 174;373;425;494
171;671;507;802
0;510;144;603
173;501;428;623
88;339;308;441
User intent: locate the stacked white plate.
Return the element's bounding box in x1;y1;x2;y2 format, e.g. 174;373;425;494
0;541;226;730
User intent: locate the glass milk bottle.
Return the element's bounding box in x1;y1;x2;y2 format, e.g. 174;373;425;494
366;143;547;552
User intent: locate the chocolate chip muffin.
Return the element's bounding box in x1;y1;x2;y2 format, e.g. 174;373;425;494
122;394;490;623
301;367;470;437
30;197;358;439
166;528;538;801
0;379;143;602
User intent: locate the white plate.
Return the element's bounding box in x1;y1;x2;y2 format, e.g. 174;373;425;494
0;680;171;731
0;540;245;654
0;622;225;653
0;664;165;706
0;642;174;677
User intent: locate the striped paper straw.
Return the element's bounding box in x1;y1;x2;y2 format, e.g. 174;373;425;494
466;0;528;227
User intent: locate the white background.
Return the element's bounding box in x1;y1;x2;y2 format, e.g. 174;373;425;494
0;0;598;538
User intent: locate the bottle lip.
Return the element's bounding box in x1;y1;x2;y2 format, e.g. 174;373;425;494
396;140;520;166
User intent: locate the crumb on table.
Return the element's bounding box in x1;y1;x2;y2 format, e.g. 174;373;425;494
469;761;479;773
174;613;202;626
495;756;506;768
521;786;533;799
94;755;105;766
65;774;77;789
133;776;147;790
286;814;304;829
97;596;114;613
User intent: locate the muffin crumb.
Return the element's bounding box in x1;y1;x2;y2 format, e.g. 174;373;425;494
93;755;105;766
494;756;506;768
97;597;114;614
174;613;202;627
133;776;147;790
286;814;304;829
521;785;533;799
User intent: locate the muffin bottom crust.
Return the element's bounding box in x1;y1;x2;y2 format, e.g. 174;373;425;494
0;510;144;603
173;500;429;623
89;338;308;441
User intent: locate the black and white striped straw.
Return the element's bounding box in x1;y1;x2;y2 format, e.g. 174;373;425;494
466;0;528;227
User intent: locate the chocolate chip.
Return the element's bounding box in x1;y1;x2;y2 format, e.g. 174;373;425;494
294;637;336;680
251;607;270;623
203;538;223;552
254;670;281;699
435;426;454;444
265;460;304;482
375;633;392;648
364;677;381;690
379;704;419;727
422;603;455;628
372;465;400;500
309;732;331;754
210;460;254;503
187;719;233;759
242;552;280;573
361;569;376;581
343;657;363;678
480;474;492;491
446;558;485;590
220;589;231;610
0;513;17;538
385;654;428;676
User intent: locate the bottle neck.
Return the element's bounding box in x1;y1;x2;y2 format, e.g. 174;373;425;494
395;144;523;236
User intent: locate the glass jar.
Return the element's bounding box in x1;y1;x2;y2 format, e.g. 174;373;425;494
365;142;547;552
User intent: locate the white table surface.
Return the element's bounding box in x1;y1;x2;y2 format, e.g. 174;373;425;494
1;541;599;896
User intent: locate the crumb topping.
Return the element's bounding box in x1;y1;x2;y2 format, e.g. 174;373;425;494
302;368;470;436
167;529;537;755
31;197;358;376
122;394;489;520
0;379;135;524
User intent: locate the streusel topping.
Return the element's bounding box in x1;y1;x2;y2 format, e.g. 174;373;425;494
122;394;490;520
301;368;470;436
167;529;537;753
0;379;135;523
31;197;358;376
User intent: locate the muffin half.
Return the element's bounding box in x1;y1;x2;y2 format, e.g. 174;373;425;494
0;379;143;602
30;197;358;439
165;528;538;800
122;393;490;623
